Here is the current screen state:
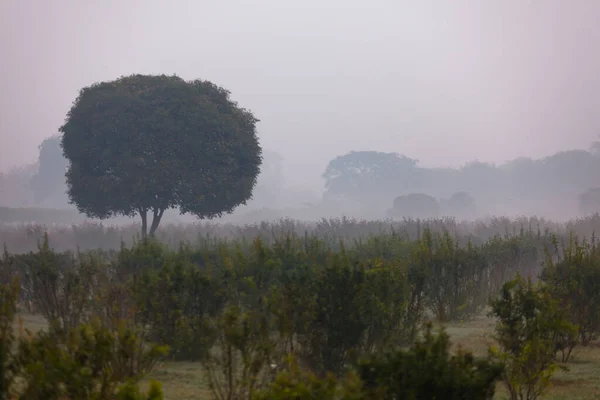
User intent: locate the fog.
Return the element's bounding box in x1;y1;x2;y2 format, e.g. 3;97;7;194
2;0;600;223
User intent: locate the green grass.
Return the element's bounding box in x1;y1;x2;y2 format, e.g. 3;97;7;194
15;312;600;399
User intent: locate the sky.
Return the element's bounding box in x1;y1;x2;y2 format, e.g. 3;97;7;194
2;0;600;191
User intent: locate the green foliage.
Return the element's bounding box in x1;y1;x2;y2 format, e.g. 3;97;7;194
115;380;164;400
60;74;262;237
298;256;370;375
541;234;600;346
0;278;165;400
4;217;587;398
489;274;576;400
133;248;224;360
414;230;488;322
15;318;168;399
202;304;276;400
357;323;503;400
252;356;363;400
0;278;19;400
14;233;98;332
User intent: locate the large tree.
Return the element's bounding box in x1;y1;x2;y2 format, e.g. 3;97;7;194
60;74;262;238
322;151;418;204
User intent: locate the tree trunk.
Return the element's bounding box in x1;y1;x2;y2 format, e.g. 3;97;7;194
149;208;165;238
139;208;148;240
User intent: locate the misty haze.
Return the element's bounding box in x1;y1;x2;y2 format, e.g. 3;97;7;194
4;3;600;399
2;0;600;224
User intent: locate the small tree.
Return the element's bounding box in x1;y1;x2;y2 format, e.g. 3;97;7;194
541;235;600;346
15;318;167;399
1;277;165;400
202;305;275;400
17;234;97;332
489;274;576;400
60;74;262;238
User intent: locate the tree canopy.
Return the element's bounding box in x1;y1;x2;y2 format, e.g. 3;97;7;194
322;148;600;219
60;74;262;237
322;151;418;204
442;191;476;219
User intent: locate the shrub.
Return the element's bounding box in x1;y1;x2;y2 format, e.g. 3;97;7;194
15;318;168;399
357;323;503;399
541;234;600;346
489;274;576;400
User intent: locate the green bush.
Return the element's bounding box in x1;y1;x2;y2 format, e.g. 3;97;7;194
541;234;600;346
0;279;166;400
357;323;503;400
489;274;576;400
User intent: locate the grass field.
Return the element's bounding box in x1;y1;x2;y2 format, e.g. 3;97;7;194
444;316;600;400
16;312;600;399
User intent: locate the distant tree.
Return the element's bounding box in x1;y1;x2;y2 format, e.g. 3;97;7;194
457;161;500;195
578;188;600;215
322;151;418;204
442;191;476;219
388;193;440;219
60;74;262;238
30;135;69;206
541;150;600;191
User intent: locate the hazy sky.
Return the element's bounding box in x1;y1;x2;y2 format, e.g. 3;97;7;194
2;0;600;190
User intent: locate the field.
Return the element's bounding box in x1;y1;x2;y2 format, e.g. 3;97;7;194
15;311;600;399
138;315;600;399
140;315;600;400
443;316;600;400
5;214;600;399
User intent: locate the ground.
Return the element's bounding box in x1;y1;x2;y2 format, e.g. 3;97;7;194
443;315;600;400
16;313;600;399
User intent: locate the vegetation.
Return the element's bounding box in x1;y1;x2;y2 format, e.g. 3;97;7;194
389;193;441;219
489;275;576;399
357;323;503;399
442;191;477;218
0;275;166;399
60;74;262;238
319;149;600;220
1;215;600;398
